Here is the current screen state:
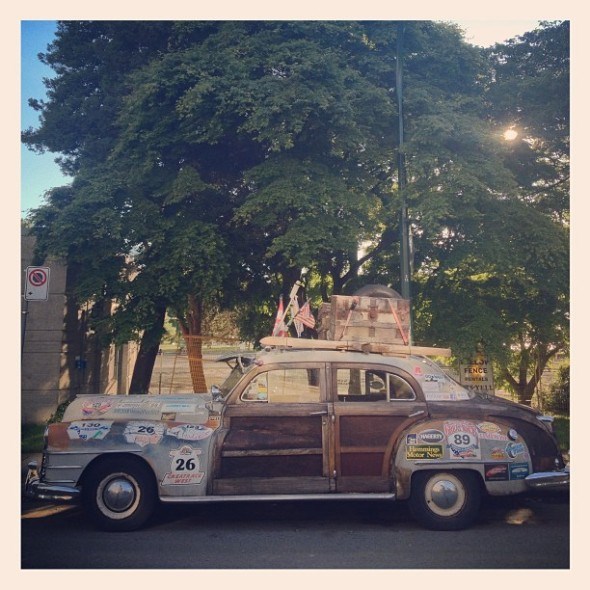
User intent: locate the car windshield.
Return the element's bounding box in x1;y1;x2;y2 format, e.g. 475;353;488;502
218;355;257;397
417;357;475;401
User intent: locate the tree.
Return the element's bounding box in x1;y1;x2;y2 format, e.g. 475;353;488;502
23;20;568;405
486;21;569;222
409;21;569;405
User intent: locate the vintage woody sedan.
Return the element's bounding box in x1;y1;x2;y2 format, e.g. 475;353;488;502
25;343;569;531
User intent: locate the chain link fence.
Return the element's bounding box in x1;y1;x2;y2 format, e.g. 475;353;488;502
148;339;253;394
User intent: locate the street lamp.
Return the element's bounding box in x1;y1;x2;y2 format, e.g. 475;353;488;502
396;21;413;344
503;128;518;141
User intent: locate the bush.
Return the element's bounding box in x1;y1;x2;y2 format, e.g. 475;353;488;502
545;363;569;415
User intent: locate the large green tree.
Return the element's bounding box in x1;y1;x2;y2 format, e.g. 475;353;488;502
24;20;568;405
410;21;569;405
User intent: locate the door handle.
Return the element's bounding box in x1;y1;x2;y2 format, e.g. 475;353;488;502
310;410;328;416
409;410;426;417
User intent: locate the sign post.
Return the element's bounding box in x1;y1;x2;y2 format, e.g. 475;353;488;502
24;266;50;301
22;266;51;358
459;353;495;395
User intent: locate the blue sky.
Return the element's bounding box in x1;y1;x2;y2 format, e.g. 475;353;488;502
21;21;67;217
20;19;540;217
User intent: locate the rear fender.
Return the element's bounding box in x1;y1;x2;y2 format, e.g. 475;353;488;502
393;418;532;498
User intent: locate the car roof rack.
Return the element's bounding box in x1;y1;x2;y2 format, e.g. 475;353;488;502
260;336;451;357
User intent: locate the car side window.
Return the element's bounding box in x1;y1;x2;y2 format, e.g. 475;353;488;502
241;368;321;403
336;369;416;402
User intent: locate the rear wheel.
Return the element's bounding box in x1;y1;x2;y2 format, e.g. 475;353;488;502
82;456;157;532
409;470;481;531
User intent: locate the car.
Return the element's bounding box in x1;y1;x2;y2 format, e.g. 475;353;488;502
25;342;569;531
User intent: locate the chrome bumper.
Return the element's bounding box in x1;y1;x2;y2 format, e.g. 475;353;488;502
24;461;81;503
525;467;570;491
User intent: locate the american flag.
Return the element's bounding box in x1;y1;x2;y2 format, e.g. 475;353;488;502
295;300;316;329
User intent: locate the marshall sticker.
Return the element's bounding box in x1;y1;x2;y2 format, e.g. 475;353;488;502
406;445;444;460
161;445;205;486
67;421;113;441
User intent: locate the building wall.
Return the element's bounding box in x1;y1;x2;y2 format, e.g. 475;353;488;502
21;233;139;424
21;235;69;423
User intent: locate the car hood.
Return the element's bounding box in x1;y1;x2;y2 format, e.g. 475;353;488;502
62;393;214;424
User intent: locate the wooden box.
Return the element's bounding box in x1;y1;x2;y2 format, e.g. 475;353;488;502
327;295;410;344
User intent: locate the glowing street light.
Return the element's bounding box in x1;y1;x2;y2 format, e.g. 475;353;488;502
503;128;518;141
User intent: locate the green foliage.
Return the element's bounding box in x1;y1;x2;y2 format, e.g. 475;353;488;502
546;363;570;415
553;416;570;454
21;424;45;453
23;20;569;394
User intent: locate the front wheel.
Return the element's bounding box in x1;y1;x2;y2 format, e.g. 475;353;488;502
408;470;481;531
82;456;157;532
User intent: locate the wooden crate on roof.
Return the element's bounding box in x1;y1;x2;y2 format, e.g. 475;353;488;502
328;294;410;345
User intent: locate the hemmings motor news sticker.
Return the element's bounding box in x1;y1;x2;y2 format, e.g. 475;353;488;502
161;445;205;486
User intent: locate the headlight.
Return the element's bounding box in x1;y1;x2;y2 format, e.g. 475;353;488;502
537;415;555;433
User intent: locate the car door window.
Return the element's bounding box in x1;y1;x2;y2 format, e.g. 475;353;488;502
336;369;416;401
241;368;321;403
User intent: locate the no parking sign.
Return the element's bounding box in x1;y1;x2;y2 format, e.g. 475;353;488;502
24;266;50;301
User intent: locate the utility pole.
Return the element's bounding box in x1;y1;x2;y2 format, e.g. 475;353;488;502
396;21;413;343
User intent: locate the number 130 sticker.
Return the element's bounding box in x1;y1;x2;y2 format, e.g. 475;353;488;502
161;445;205;486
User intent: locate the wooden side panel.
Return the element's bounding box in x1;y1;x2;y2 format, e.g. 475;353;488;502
222;416;323;451
215;409;330;494
337;415;407;479
332;401;428;493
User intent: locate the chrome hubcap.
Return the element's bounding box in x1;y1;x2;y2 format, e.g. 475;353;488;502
430;479;459;510
425;473;466;517
102;477;136;512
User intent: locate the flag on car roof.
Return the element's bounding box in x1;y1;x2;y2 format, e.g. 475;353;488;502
290;296;304;337
295;300;316;330
272;295;288;337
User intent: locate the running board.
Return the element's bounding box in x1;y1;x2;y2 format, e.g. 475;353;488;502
160;493;396;504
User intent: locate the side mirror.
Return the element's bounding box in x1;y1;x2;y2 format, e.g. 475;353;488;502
210;385;223;401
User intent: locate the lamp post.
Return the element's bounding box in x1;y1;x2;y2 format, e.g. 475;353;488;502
396;21;413;343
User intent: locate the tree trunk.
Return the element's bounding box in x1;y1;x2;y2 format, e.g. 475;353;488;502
501;340;561;407
129;301;167;394
178;295;208;393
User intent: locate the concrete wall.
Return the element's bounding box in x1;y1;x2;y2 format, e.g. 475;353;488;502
21;234;139;424
21;235;69;423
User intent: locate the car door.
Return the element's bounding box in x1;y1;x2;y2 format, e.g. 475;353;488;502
330;362;428;493
212;362;332;496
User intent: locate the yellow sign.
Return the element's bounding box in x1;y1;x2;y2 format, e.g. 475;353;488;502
459;354;495;394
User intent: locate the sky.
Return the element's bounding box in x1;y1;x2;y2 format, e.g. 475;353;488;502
20;19;541;217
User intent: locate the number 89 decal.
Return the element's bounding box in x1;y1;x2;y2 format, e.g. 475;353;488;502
444;421;481;460
161;445;205;486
